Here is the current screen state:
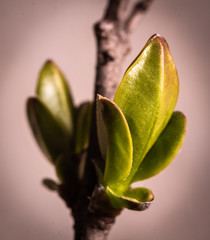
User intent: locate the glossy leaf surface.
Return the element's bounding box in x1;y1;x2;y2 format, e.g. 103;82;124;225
96;96;107;160
96;95;133;188
27;97;70;163
106;186;154;211
36;60;74;138
74;102;92;154
132;111;187;181
114;34;179;180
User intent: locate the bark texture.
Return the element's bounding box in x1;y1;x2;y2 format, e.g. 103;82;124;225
94;0;153;99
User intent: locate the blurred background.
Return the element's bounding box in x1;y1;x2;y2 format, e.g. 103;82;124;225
0;0;209;239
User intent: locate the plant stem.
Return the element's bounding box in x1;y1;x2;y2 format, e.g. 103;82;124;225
62;1;153;239
94;0;153;100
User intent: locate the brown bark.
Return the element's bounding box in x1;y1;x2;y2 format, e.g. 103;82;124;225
94;0;153;100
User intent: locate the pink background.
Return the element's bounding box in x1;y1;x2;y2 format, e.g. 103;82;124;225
0;0;209;239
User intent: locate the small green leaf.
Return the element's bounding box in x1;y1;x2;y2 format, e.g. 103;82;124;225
27;97;70;163
132;111;187;182
74;102;92;154
106;186;154;211
36;60;74;139
42;178;59;191
114;34;179;181
96;95;133;189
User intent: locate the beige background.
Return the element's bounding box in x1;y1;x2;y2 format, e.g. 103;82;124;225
0;0;209;239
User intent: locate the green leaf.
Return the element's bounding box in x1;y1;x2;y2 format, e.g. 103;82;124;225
74;102;92;154
36;60;74;139
42;178;59;191
106;186;154;211
132;111;187;182
114;34;179;181
96;95;133;190
96;96;107;160
27;97;70;163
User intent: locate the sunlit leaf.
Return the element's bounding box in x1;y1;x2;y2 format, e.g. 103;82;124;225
36;60;74;139
114;34;179;181
96;96;107;160
132;111;187;181
106;186;154;211
96;95;133;189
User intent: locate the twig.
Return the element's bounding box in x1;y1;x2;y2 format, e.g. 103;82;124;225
125;0;153;32
64;1;153;239
94;0;153;99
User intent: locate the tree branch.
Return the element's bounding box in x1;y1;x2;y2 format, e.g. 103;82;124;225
104;0;129;22
125;0;153;33
63;1;153;239
94;0;153;100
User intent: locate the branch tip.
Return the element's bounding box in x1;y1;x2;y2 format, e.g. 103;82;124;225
125;0;153;33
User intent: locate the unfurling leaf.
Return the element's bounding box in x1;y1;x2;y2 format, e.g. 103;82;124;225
94;35;186;211
26;34;187;214
114;34;179;181
36;60;74;139
106;186;154;211
27;98;70;163
96;95;133;190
